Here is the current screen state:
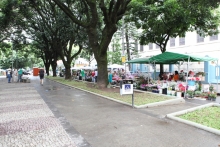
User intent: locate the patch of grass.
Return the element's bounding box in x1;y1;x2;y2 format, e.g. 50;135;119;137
179;106;220;130
47;77;171;106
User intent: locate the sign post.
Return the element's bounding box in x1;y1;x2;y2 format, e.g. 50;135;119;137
120;80;134;108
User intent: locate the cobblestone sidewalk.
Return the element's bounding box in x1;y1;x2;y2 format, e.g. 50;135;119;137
0;83;77;147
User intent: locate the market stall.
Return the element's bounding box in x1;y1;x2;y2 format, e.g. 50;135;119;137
126;51;218;98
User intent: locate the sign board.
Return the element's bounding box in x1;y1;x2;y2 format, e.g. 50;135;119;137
121;56;126;63
120;84;133;95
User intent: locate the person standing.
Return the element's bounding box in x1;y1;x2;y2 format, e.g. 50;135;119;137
17;68;23;82
108;70;112;84
39;68;45;85
81;69;85;81
13;69;18;82
7;68;12;83
95;69;98;83
173;71;179;82
91;70;95;83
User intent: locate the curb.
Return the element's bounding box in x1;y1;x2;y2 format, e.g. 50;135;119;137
48;78;185;108
166;103;220;136
135;98;185;108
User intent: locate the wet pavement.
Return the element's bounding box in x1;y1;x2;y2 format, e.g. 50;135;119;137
0;76;220;147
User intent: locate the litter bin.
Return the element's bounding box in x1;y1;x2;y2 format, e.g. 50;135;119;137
162;88;167;95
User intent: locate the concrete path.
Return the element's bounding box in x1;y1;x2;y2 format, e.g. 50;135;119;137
0;76;220;147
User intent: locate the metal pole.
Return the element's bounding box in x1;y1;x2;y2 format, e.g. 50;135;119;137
184;56;190;98
132;93;134;108
121;18;125;56
217;60;219;94
11;43;13;70
16;49;17;69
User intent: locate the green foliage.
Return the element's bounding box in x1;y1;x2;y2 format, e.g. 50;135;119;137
186;90;194;97
194;91;202;96
108;34;122;64
131;0;220;53
209;85;214;92
208;92;217;98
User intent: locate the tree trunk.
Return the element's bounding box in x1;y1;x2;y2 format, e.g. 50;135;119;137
64;63;71;79
125;28;131;71
52;60;57;77
45;63;50;76
96;53;108;88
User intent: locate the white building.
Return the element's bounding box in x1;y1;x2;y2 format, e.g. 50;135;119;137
134;31;220;72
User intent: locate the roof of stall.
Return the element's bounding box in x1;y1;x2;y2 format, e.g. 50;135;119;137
126;52;218;64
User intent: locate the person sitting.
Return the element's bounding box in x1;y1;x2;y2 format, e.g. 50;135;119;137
173;71;179;82
168;75;174;81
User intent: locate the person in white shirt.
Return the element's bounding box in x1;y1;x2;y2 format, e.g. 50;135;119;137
95;70;98;82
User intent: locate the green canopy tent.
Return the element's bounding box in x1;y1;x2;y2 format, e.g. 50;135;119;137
126;51;218;97
148;52;218;98
148;51;217;63
126;57;150;64
126;56;178;64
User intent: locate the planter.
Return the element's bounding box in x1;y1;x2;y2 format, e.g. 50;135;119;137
162;88;167;95
176;92;182;98
159;89;162;94
171;91;176;96
167;90;171;95
211;98;216;101
188;95;194;98
206;97;211;100
181;92;185;98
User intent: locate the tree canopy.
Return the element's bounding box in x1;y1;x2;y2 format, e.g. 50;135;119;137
131;0;220;52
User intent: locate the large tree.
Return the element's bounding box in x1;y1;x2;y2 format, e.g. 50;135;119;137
25;0;87;78
131;0;220;72
51;0;131;88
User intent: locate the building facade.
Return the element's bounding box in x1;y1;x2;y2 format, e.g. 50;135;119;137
131;31;220;73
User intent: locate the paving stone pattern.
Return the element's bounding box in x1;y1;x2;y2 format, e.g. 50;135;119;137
0;83;77;147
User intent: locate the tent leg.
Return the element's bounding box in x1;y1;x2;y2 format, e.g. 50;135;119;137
184;56;190;98
217;60;219;94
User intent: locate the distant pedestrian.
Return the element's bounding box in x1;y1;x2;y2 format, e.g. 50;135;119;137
17;68;23;82
13;69;18;82
91;70;95;83
95;69;98;82
81;69;85;81
108;71;112;84
39;68;45;85
7;68;12;83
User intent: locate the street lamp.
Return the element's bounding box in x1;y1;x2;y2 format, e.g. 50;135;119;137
10;34;18;69
10;34;14;70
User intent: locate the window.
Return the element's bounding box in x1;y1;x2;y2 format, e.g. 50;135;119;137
140;45;144;52
197;34;204;43
170;38;175;47
156;44;160;49
210;34;218;41
179;37;185;46
149;43;153;50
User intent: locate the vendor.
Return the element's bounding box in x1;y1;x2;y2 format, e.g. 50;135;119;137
179;70;186;81
173;71;179;82
108;71;112;84
121;69;125;79
168;74;174;81
113;70;118;77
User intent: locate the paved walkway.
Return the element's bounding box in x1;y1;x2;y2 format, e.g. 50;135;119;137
0;76;220;147
0;77;78;147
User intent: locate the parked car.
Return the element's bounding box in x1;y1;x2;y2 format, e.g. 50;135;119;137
23;70;31;75
59;69;65;77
